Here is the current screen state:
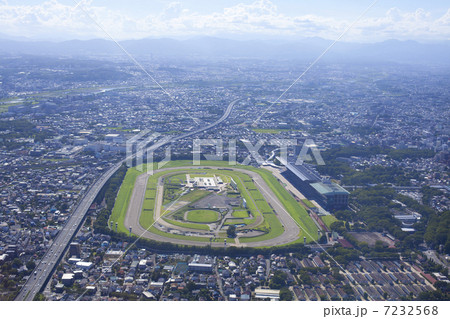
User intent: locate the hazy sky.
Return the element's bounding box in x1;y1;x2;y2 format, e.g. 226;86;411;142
1;0;449;42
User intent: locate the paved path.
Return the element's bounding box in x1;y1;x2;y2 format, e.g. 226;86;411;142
234;174;264;230
263;165;306;200
123;172;150;235
123;166;301;247
425;250;449;271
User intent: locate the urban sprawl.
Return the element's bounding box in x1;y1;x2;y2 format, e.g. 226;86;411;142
0;54;449;301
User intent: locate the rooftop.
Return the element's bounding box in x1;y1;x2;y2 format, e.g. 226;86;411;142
310;181;349;196
277;156;321;182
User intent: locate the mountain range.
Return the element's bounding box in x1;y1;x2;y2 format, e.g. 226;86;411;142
0;36;449;65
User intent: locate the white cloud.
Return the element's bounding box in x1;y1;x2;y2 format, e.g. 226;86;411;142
0;0;448;41
159;2;184;20
349;7;450;42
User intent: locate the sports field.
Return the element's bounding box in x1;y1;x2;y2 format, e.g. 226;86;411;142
232;210;249;218
109;161;319;247
186;210;220;223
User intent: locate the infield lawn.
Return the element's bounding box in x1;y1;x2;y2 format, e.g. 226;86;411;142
186;209;220;223
109;160;319;245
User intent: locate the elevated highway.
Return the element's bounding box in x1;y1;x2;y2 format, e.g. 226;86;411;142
15;99;240;301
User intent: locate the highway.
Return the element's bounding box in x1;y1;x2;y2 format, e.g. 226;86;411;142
15;98;240;301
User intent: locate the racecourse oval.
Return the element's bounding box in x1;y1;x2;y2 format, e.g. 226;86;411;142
111;162;319;247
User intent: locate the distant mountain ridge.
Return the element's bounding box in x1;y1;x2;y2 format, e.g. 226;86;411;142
0;36;448;65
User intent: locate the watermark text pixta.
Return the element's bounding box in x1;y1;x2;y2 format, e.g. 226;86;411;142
192;138;324;166
126;136;324;173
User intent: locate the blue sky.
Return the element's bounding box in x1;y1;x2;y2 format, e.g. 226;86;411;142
1;0;449;41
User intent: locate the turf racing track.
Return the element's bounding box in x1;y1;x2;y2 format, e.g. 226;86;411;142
118;163;319;247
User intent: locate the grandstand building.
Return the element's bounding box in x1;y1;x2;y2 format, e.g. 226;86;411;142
277;156;349;210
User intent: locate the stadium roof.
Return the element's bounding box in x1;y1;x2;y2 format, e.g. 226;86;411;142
276;156;321;182
310;181;349;195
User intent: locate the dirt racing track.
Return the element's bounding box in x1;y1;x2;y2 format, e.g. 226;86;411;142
123;166;302;247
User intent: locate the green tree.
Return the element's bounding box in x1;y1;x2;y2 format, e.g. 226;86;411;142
227;225;236;238
33;293;46;301
26;260;36;271
270;271;288;289
12;258;22;268
280;287;293;301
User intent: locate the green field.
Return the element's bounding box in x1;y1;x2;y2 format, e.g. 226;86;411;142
321;214;338;229
178;189;210;203
165;173;187;184
186;209;220;223
109;160;319;246
302;199;316;208
163;184;185;205
232;210;249;218
246;167;319;242
163;218;210;231
163;173;209;205
239;213;284;243
110;165;274;241
106;126;134;132
224;218;253;226
109;166;144;233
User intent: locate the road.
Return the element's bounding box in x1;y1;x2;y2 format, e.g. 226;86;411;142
15;98;240;301
14;163;121;301
424;250;449;271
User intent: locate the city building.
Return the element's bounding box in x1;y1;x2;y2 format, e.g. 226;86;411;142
277;157;349;210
